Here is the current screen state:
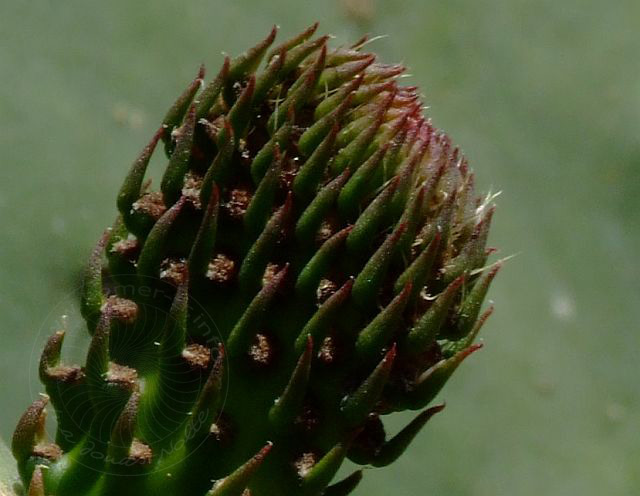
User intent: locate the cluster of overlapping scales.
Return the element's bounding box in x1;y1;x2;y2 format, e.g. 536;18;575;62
13;24;500;496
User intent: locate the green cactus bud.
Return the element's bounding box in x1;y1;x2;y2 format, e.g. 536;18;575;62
12;24;501;496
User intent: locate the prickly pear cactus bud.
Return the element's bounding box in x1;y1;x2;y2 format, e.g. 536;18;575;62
12;24;501;496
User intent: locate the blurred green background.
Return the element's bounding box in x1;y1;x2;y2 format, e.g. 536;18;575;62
1;1;638;494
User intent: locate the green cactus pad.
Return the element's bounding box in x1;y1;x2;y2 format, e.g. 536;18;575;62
13;24;500;496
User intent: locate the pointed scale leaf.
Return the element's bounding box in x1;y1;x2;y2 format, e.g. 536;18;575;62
186;345;225;446
318;56;375;91
407;344;483;410
250;120;292;184
341;345;397;429
346;177;399;255
351;223;407;308
380;127;408;181
295;226;352;298
244;148;283;236
39;331;64;383
389;152;421;220
228;26;277;82
161;65;204;145
136;197;186;283
80;230;110;334
12;395;48;464
224;75;256;140
350;34;369;50
337;143;389;218
269;336;313;431
161;104;197;205
337;108;384;149
354;283;411;367
442;206;496;284
393;232;441;302
196;56;230;119
312;74;363;121
201;119;235;202
160;277;189;361
260;33;330;106
371;404;445;467
452;171;476;233
188;184;220;278
38;331;89;452
278;35;330;78
432;188;458;248
294;280;353;355
295;169;350;244
324;47;372;67
352;81;397;106
207;443;273;496
107;392;140;463
85;313;111;397
471;201;494;235
228;265;289;358
463;305;493;348
117;127;163;233
267;22;318;61
314;78;389;122
417;160;447;220
452;263;501;339
293;123;339;201
299;76;361;155
402;275;465;358
106;215;137;279
442;305;494;357
363;63;405;83
325;47;372;67
331;89;395;174
268;44;327;133
395;185;427;256
253;45;287;106
83;312;138;431
323;470;363;496
365;108;414;162
139;277;200;447
238;195;293;291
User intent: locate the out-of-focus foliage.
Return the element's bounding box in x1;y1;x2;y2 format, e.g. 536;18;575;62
0;1;638;495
